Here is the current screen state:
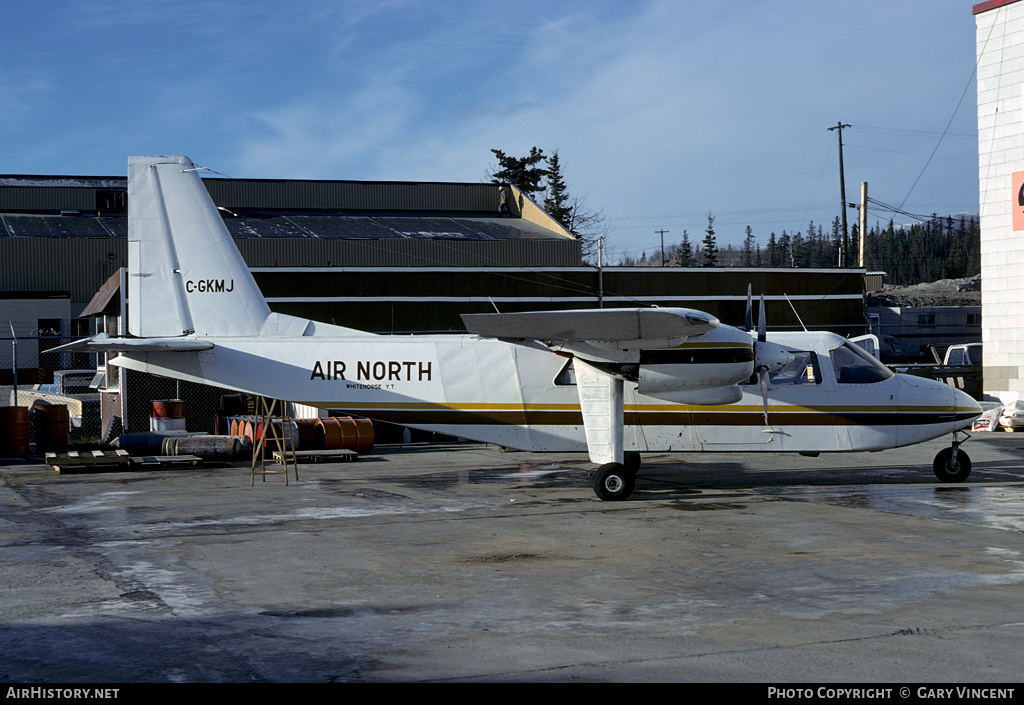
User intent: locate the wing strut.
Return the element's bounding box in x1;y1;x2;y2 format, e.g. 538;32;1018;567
573;358;624;465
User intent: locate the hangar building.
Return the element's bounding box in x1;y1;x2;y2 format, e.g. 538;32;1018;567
976;0;1024;402
2;166;867;437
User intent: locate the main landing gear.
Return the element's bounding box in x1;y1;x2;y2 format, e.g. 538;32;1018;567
591;452;642;501
933;432;972;483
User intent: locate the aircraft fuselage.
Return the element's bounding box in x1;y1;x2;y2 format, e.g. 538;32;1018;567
114;329;978;456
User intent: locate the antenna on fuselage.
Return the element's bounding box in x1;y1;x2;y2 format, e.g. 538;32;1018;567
784;293;808;332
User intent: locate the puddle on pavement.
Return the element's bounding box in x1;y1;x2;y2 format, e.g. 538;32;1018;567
758;483;1024;532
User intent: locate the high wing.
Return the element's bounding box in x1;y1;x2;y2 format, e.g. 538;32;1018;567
461;308;719;349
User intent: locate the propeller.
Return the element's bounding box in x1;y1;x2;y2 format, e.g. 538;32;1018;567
744;286;793;429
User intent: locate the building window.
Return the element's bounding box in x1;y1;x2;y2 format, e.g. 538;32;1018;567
96;190;127;211
917;313;935;326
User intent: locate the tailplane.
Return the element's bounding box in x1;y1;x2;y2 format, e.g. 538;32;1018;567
127;155;271;338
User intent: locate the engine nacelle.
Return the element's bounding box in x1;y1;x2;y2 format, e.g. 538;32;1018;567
637;359;753;396
641;384;744;405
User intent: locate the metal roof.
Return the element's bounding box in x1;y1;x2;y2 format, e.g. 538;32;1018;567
0;214;127;238
222;214;562;240
0;212;561;241
0;172;569;241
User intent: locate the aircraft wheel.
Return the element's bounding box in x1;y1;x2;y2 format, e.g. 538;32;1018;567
593;462;636;501
933;447;971;483
624;451;642;476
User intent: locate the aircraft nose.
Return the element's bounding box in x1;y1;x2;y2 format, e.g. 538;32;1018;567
952;386;982;418
896;373;982;428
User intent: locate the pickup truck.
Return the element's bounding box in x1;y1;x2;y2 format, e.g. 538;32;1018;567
942;343;982;366
14;369;101;440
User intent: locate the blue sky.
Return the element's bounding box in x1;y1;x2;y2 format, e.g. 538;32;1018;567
2;1;981;259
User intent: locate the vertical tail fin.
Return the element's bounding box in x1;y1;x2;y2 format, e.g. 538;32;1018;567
127;155;271;338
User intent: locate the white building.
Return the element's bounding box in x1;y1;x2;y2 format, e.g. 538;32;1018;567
976;0;1024;402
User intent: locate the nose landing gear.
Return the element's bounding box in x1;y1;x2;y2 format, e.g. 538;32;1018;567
933;432;971;483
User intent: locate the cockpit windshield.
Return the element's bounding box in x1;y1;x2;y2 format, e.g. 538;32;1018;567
830;341;894;384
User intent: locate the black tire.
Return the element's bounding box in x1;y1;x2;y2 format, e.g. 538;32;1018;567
593;462;636;501
933;447;972;483
623;451;642;476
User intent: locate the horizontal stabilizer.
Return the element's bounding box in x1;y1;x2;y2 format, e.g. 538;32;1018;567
461;308;718;349
48;333;214;354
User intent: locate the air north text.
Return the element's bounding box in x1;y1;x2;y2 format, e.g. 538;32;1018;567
310;360;433;382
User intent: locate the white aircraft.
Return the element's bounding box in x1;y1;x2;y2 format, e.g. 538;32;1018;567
61;156;983;500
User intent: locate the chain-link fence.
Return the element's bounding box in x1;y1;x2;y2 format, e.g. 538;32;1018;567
1;335;242;453
1;335;103;448
2;334;431;456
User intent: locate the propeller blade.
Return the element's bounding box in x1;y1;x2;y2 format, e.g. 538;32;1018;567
758;294;767;343
744;284;753;332
759;368;770;426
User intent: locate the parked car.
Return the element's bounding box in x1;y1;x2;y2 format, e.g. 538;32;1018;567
998;401;1024;431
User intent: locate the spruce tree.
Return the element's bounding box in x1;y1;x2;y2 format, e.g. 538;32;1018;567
489;147;549;197
702;213;719;267
678;230;695;267
542;151;572;229
741;225;757;267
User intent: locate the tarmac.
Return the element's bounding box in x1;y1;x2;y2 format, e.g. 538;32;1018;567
1;433;1024;684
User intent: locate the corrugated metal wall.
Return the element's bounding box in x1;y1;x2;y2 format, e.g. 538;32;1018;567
234;238;581;268
253;267;866;334
0;239;127;301
0;187;103;212
0;237;582;301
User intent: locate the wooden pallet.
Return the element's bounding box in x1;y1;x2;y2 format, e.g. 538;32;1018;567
45;450;133;474
45;450;203;473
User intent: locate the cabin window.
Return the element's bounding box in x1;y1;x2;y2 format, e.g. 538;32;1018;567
830;341;894;384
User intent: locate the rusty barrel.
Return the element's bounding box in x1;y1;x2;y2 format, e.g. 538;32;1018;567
316;416;374;452
0;407;30;457
151;399;186;432
296;419;319;449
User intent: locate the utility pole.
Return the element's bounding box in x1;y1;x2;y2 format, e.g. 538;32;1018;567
655;229;669;266
859;182;868;268
828;122;851;266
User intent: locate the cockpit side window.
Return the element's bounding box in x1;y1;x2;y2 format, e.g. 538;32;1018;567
744;351;821;385
830;341;894;384
770;351;821;385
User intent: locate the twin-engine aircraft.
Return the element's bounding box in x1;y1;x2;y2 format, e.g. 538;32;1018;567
61;156;982;500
